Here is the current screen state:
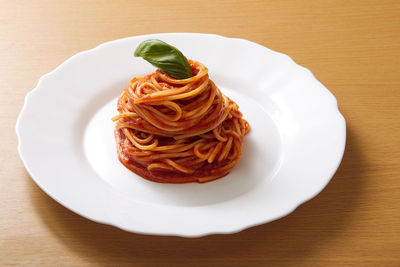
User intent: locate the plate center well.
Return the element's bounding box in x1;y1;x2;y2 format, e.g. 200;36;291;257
83;86;282;207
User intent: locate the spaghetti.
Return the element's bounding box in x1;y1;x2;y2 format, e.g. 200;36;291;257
112;60;250;183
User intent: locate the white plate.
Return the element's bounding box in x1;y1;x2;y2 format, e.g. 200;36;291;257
16;33;346;237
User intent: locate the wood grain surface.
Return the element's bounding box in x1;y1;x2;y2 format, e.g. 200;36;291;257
1;0;399;266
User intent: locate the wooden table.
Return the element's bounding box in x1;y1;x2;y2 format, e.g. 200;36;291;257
1;0;399;266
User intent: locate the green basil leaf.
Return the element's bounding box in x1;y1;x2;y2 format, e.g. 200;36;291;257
134;39;193;79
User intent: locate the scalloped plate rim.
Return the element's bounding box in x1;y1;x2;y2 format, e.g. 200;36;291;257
16;33;346;237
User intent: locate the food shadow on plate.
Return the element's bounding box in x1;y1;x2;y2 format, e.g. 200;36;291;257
72;79;128;147
28;123;364;265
